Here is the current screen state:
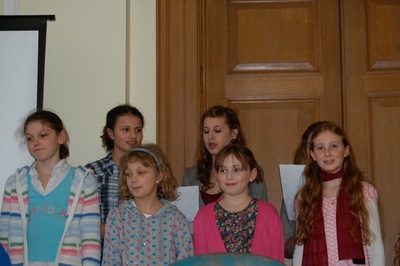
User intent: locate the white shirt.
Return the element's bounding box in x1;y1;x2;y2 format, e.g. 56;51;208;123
29;159;70;196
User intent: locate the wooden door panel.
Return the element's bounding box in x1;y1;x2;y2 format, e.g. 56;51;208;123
370;98;400;265
228;1;318;72
232;101;319;209
207;0;330;102
366;0;400;70
225;75;323;98
343;0;400;263
205;0;342;211
368;103;400;261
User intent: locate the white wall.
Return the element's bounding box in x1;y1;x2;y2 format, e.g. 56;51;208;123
130;0;156;139
1;0;156;168
0;30;40;200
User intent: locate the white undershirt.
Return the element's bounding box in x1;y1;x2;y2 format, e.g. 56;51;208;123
29;159;70;196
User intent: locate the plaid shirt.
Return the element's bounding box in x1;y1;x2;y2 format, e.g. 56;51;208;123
85;152;120;223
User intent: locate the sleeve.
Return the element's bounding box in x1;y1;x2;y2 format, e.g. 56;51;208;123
292;196;303;266
81;173;101;265
193;208;210;255
280;199;296;259
264;203;285;262
101;209;122;266
280;199;296;242
174;213;194;260
365;198;385;265
0;196;10;251
84;162;95;173
0;175;15;251
293;243;304;266
84;163;102;200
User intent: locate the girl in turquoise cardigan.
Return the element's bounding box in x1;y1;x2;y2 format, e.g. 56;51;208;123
0;110;101;265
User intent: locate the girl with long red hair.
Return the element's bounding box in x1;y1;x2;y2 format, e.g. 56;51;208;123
293;122;384;265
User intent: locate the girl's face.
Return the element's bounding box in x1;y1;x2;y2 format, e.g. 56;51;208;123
311;131;350;174
25;121;66;164
124;161;162;200
216;154;256;197
203;117;238;157
108;114;143;155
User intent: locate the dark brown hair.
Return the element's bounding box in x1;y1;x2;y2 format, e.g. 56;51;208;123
23;110;69;159
101;104;144;152
214;144;263;184
197;105;246;191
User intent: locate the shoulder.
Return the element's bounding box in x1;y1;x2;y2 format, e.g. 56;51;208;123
105;207;121;222
182;166;200;185
163;200;181;213
183;166;197;178
257;200;280;217
85;153;112;170
5;166;29;185
258;199;277;211
361;181;378;202
4;174;17;189
195;201;215;219
110;201;134;217
163;200;178;212
249;180;266;195
16;166;29;176
163;201;189;220
74;166;97;187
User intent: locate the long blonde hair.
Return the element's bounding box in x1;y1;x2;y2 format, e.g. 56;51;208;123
118;143;179;202
295;122;373;245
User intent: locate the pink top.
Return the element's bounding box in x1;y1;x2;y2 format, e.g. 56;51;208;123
193;198;284;263
322;181;377;265
293;181;378;265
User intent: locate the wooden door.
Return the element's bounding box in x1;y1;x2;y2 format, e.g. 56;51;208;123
203;0;342;210
342;0;400;264
157;0;400;263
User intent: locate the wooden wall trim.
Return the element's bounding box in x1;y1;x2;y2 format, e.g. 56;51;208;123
156;0;202;182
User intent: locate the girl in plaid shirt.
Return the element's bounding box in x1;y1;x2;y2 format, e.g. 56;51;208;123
85;104;145;239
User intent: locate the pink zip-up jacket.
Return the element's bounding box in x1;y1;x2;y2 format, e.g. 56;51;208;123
193;198;284;263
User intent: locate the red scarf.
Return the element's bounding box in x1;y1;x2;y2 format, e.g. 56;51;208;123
302;168;365;265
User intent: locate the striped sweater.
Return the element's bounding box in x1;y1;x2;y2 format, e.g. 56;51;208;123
0;165;101;266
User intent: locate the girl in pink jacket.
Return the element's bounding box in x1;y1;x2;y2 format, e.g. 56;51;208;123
193;144;284;263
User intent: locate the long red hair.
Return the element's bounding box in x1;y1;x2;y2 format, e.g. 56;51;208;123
295;122;373;245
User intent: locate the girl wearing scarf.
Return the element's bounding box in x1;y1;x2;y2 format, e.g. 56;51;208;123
293;122;384;265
